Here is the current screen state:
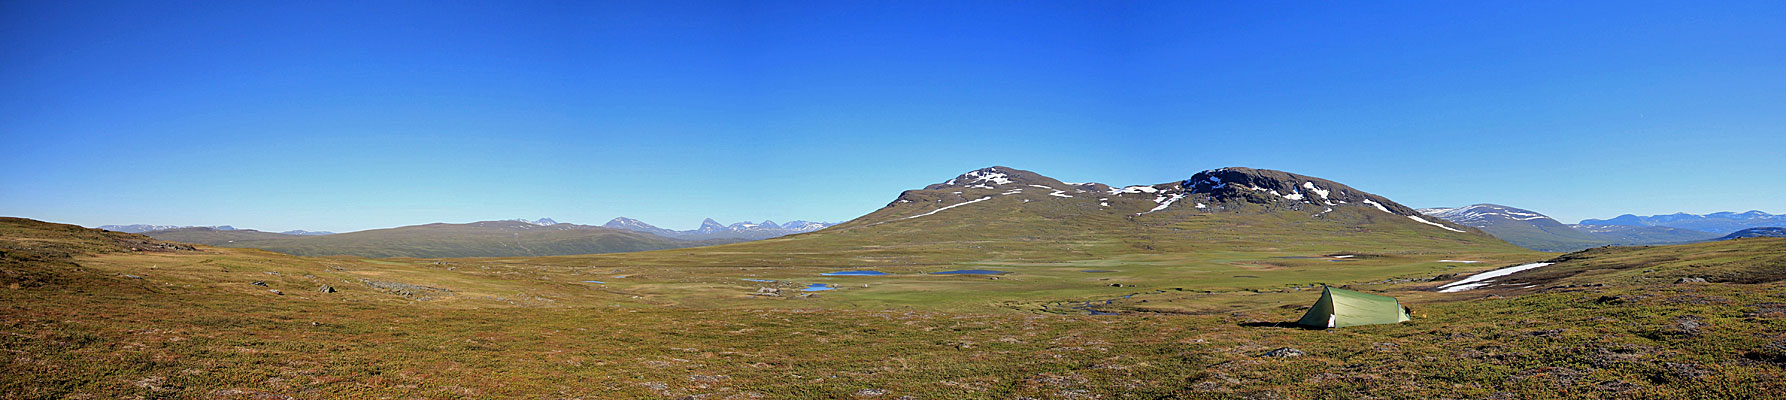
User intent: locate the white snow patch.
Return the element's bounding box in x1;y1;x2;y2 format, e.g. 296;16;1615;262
1302;182;1330;199
1438;262;1553;293
1283;192;1305;201
961;169;1013;185
1195;203;1208;209
1331;255;1355;259
1048;190;1073;198
1140;193;1188;214
1112;185;1159;194
1408;215;1467;232
1360;198;1393;214
905;197;992;220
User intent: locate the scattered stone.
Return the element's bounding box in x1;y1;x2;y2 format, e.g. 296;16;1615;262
1528;329;1567;338
854;388;887;397
1662;362;1710;378
1662;315;1707;337
269;290;283;295
134;376;179;392
1510;366;1585;387
251;281;267;286
1109;283;1125;287
1675;277;1709;284
209;389;297;400
1593;295;1627;305
1745;303;1786;319
121;274;143;280
316;285;336;293
1260;347;1304;358
1594;380;1639;393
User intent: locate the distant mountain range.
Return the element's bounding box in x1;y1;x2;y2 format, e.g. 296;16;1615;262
1580;211;1786;234
605;217;837;241
1721;227;1786;240
141;220;744;258
101;224;332;235
130;216;834;258
1418;204;1738;252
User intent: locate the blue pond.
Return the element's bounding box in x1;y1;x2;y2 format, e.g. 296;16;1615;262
931;269;1011;275
802;283;835;292
741;279;776;282
582;280;606;284
821;270;889;276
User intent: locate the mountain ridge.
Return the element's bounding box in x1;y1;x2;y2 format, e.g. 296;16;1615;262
1419;204;1724;251
1580;210;1785;233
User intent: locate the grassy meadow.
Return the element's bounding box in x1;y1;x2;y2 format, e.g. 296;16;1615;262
4;217;1785;399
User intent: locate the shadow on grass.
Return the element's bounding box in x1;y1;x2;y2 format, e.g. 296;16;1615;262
1238;321;1319;330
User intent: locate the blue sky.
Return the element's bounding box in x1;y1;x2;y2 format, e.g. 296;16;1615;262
3;1;1782;232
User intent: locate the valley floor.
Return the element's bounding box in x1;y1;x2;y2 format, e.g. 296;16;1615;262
3;220;1784;399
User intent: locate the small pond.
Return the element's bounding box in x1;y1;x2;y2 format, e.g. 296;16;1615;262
741;279;776;282
582;280;606;284
821;270;890;276
931;269;1011;275
802;283;835;292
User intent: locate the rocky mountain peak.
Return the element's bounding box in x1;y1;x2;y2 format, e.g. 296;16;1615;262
924;166;1064;190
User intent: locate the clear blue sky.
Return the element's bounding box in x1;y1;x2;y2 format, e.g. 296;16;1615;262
3;1;1782;232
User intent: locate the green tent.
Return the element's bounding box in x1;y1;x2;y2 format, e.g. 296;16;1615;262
1295;286;1412;328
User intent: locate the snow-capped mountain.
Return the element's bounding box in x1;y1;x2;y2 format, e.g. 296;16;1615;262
1417;204;1553;225
279;230;335;236
865;166;1475;234
779;220;832;233
503;218;560;226
602;217;678;236
1580;211;1786;234
99;224;236;233
604;217;837;240
697;218;728;234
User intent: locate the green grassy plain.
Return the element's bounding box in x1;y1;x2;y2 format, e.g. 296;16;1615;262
5;217;1785;399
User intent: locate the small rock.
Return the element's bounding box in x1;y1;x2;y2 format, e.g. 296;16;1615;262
121;274;143;279
317;285;336;293
1664;315;1707;336
1675;277;1709;284
251;281;267;286
1260;347;1305;358
855;388;887;397
269;290;283;295
1594;295;1626;305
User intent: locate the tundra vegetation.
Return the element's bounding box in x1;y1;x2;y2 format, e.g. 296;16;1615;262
5;217;1784;399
